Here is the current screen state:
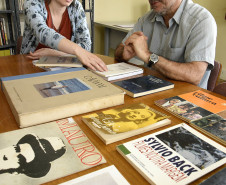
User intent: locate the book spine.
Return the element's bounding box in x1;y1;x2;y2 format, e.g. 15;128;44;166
2;18;8;45
0;29;2;46
0;18;6;45
1;67;86;82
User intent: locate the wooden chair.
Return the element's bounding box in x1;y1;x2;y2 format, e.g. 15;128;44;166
207;61;222;91
16;36;23;55
213;82;226;97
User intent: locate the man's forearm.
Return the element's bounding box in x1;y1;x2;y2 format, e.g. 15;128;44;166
153;56;208;85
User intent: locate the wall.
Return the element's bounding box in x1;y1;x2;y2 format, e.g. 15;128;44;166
94;0;226;80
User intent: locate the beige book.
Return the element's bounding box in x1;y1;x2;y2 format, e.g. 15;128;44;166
82;103;171;144
34;55;83;67
1;68;124;128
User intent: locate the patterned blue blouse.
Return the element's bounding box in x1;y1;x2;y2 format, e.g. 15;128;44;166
21;0;91;54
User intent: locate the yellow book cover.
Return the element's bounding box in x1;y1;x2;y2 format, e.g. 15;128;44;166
155;90;226;145
1;68;124;128
82;103;171;144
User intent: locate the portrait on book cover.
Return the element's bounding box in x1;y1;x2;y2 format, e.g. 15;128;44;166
0;134;66;178
156;127;226;169
34;78;91;98
84;103;168;134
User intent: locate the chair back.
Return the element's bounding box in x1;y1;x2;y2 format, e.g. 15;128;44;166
207;61;222;91
213;82;226;97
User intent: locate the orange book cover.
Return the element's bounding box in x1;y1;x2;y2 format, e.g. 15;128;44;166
155;90;226;145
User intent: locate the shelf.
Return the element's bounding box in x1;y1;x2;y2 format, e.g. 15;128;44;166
0;10;14;14
0;42;16;49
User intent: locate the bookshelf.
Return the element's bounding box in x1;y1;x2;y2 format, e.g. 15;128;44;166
82;0;94;52
0;0;21;55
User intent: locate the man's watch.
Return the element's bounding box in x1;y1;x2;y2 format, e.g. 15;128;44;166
147;53;159;67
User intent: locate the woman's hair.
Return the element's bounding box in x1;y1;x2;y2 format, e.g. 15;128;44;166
45;0;75;6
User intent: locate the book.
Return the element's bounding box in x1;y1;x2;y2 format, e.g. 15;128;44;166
1;68;125;128
91;62;143;81
82;103;171;144
155;90;226;146
117;123;226;185
0;117;106;185
199;167;226;185
113;75;174;98
59;165;130;185
34;55;83;68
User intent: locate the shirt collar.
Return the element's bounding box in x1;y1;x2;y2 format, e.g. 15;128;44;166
150;0;188;25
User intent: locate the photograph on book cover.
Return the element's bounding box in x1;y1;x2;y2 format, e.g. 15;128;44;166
0;118;106;185
155;90;226;145
34;78;90;98
83;103;167;134
156;126;226;169
156;96;213;121
191;111;226;143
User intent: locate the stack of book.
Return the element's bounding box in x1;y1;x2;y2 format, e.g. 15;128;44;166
91;62;143;81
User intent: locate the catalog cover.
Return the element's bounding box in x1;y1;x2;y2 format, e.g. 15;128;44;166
34;55;83;67
82;103;171;144
0;118;106;185
113;75;174;97
117;123;226;185
155;90;226;145
1;68;124;128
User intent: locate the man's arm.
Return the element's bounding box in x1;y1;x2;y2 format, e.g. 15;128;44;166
152;57;208;85
117;31;208;86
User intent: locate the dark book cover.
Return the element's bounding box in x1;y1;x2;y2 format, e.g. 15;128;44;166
199;167;226;185
113;75;174;97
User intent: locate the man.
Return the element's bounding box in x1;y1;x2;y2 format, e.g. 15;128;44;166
115;0;217;89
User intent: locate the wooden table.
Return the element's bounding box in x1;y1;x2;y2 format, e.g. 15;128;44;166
0;54;225;185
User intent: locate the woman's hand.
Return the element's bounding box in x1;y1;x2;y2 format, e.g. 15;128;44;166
27;48;66;60
76;47;107;72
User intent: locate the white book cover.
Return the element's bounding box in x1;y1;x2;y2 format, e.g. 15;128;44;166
117;123;226;185
59;165;130;185
92;63;143;79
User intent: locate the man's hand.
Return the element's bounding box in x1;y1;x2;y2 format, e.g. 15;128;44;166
124;31;150;62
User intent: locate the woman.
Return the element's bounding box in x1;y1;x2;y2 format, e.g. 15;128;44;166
21;0;107;72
